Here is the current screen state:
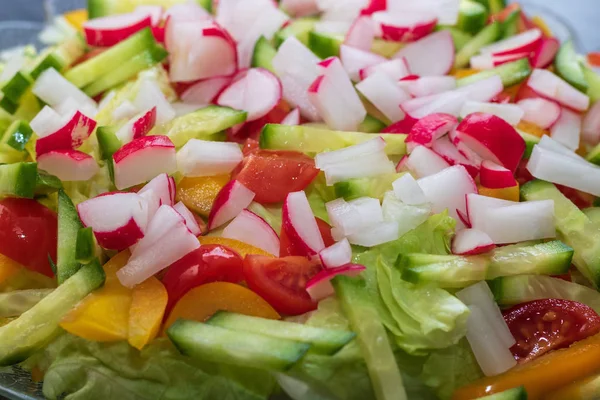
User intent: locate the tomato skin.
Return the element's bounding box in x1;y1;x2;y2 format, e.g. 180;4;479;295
232;150;319;204
503;298;600;363
243;255;322;315
162;245;244;314
280;217;334;257
0;199;57;277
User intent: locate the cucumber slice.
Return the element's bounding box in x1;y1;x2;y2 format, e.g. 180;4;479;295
436;26;473;52
0;260;104;366
555;41;588;93
456;57;532;88
371;39;404;58
76;227;96;265
501;9;520;39
457;0;488;35
29;50;66;80
454;21;501;69
359;114;386;133
83;45;168;96
487;241;573;279
161;105;247;148
0;95;18;115
583;207;600;224
0;289;53;318
35;171;63;195
489;274;600;312
582;64;600;103
516;128;540;159
488;0;506;13
251;36;277;73
88;0;211;18
475;386;527;400
207;311;355;354
332;276;407;400
1;120;33;152
0;162;37;198
275;18;317;48
167;319;310;371
1;72;33;103
260;124;407;156
521;180;600;288
308;31;342;59
0;146;26;164
586;141;600;165
65;28;158;88
57;190;84;284
97;126;122;182
334;173;403;201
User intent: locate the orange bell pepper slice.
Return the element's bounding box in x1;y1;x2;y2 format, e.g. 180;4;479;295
163;282;279;332
128;277;168;350
176;175;230;217
0;254;22;285
198;237;275;257
478;184;520;202
452;333;600;400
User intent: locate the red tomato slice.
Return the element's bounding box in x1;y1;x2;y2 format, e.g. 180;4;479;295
232;150;319;204
0;199;57;277
280;217;335;257
162;244;244;314
503;299;600;363
242;138;260;156
243;255;322;315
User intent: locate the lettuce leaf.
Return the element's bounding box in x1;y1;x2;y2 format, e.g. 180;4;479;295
25;334;276;400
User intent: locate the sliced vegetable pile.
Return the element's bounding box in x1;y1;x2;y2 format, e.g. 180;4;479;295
2;0;600;399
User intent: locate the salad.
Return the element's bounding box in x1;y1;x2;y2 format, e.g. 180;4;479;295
1;0;600;399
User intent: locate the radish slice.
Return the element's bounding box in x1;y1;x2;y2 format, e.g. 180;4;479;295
403;91;467;119
371;11;437;42
208;180;255;230
282;191;325;256
465;193;518;227
356;72;410;122
550;108;582;151
173;202;202;236
32;68;97;112
176;139;244;177
455;75;504;103
55;97;97;119
138;172;175;208
117;206;200;288
281;0;320;17
405;113;458;151
452;228;495;255
306;264;365;301
134;5;163;25
181;76;232;105
516;98;562;129
30;106;64;138
393;30;454;76
536;135;586;162
397;76;456;98
345;15;376;51
583;101;600;145
236;7;289;68
383;115;419;134
386;0;460;25
113;135;177;190
417;165;477;227
38;150;99;182
531;37;559;68
359;58;411;81
164;2;211;22
319;238;352;269
223;209;280;256
479;160;516;189
83;12;152;47
392;173;427;205
281;108;301;126
527;69;590;112
133;79;176;125
168;21;237;82
470;52;530;70
459;101;524;126
340;44;386;82
454;113;526;173
35;111;97;156
406;145;451;178
480;29;542;56
217;0;280;41
115;107;157;145
432;135;479;178
78;192;149;250
347;222;400;247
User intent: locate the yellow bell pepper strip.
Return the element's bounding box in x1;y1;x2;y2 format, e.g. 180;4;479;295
452;332;600;400
63;9;88;31
0;254;22;286
176;175;230;217
128;277;168;350
163;282;280;333
530;16;553;38
198;237;275;257
452;68;480;79
478;184;520;202
60;251;132;342
516;121;549;138
0;254;56;292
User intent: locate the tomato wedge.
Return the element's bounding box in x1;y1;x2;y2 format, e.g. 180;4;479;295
162;245;244;314
0;199;58;277
280;217;335;257
232;150;319;204
503;299;600;363
243;255;322;315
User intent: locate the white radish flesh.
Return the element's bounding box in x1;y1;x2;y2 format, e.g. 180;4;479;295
319;238;352;269
406;145;451;178
392;173;428;205
223;209;280;256
356;72;410;122
176;139;243;177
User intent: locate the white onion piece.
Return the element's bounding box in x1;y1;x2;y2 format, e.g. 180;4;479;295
326;198;365;236
134;79;176;125
381;191;431;237
405;145;451;178
176;139;243;177
348;197;384;224
319;238;352;269
392;173;427;205
460;101;524;126
347;221;400;247
323;152;395;185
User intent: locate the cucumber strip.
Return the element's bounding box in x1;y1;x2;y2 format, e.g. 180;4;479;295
83;45;168;97
0;162;37;198
521;180;600;288
454;21;501;69
28;50;66;80
35;171;63;195
583;207;600;224
586;140;600;165
501;9;520;39
0;289;53;318
65;28;158;88
57;190;84;284
475;386;527;400
1;72;33;103
359;115;386;133
207;311;355;354
308;31;342;59
76;227;96;264
260;124;407;156
0;260;104;366
251;36;277;73
457;0;488;35
96;126;122;182
88;0;208;18
456;58;532;88
275;17;317;48
555;41;589;93
487;241;573;279
0;94;18;114
489;274;600;313
334;173;403;201
399;254;489;288
332;276;407;400
488;0;507;13
582;64;600;102
1;120;33;152
436;26;473;52
167;319;311;371
516;128;540;159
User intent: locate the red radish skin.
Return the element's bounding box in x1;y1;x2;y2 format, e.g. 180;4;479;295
452;228;495;255
93;218;144;250
84;13;152;47
470;52;530;70
480;160;517;189
454;113;526;173
281;108;300;126
383;115;419;133
222;209;280;256
457;209;472;229
282;191;325;257
181;76;232;105
432;135;480;178
35;111;97;156
394;30;454;76
207;180;256;230
37;150;99;182
361;0;386;15
173;201;203;236
531;37;559;68
517;98;561;129
479;28;542;57
306;264;366;301
372;11;437;42
139;173;175;206
132;107;157;138
406;113;458;151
